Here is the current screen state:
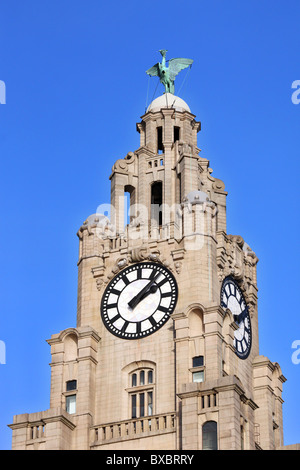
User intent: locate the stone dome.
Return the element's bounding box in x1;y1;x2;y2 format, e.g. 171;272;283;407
82;213;110;227
147;93;191;113
185;190;210;204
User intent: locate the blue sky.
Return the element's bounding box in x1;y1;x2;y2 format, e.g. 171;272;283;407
0;0;299;450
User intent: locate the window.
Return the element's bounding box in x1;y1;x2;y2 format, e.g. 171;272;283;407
174;126;180;143
66;380;77;391
131;394;137;418
193;371;204;383
129;368;154;419
132;373;137;387
191;356;205;383
148;391;153;415
241;425;244;450
124;184;135;227
157;127;163;153
151;182;163;226
140;393;145;417
202;421;218;450
65;380;77;414
66;395;76;414
192;356;204;367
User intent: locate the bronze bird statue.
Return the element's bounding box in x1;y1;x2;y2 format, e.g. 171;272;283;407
146;50;193;94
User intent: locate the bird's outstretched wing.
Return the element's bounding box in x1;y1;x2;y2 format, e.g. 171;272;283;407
146;63;160;77
168;58;193;80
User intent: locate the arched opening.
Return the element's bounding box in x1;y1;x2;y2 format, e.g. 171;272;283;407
189;308;204;337
124;184;136;227
202;421;218;450
174;126;180;143
64;334;78;362
157;126;163;154
151;181;163;226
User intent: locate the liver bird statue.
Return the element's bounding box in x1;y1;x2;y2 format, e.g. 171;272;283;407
146;50;193;94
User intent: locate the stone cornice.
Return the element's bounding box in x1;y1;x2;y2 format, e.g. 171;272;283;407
47;326;100;346
43;413;76;431
177;375;246;400
8;407;76;431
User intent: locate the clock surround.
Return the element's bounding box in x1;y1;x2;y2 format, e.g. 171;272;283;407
101;262;178;340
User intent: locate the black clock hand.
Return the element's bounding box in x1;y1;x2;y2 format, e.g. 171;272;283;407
128;273;161;309
235;308;248;324
139;285;158;302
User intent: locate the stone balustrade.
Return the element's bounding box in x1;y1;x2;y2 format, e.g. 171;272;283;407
91;412;176;446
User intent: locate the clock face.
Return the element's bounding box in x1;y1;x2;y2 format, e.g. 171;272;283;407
101;262;178;339
220;277;252;359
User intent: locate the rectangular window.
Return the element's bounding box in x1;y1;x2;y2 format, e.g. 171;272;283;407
132;373;137;387
131;394;137;419
193;371;204;383
66;395;76;414
192;356;204;367
66;380;77;391
157;127;163;154
148;391;153;416
140;393;145;417
174;126;180;143
148;370;153;384
140;370;145;385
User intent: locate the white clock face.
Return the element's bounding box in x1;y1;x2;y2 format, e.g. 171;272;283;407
101;262;178;339
220;277;252;359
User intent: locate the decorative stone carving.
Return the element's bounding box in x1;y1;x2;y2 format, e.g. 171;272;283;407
112;152;136;174
212;177;226;191
178;141;193;157
217;231;258;312
128;247;147;263
92;245;182;291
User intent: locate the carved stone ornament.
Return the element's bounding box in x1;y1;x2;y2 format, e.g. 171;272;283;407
92;246;182;291
217;233;259;313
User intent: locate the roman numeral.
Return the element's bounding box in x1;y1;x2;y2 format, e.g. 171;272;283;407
157;306;169;313
122;275;130;286
223;288;230;299
149;316;157;327
121;321;129;333
110;288;121;295
136;268;142;279
110;313;121;323
149;270;158;280
107;303;118;309
161;292;172;298
156;277;168;288
230;283;236;296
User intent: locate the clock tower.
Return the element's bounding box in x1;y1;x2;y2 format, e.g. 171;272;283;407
9;91;287;451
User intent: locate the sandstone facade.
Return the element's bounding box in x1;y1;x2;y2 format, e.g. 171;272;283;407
9;94;287;450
